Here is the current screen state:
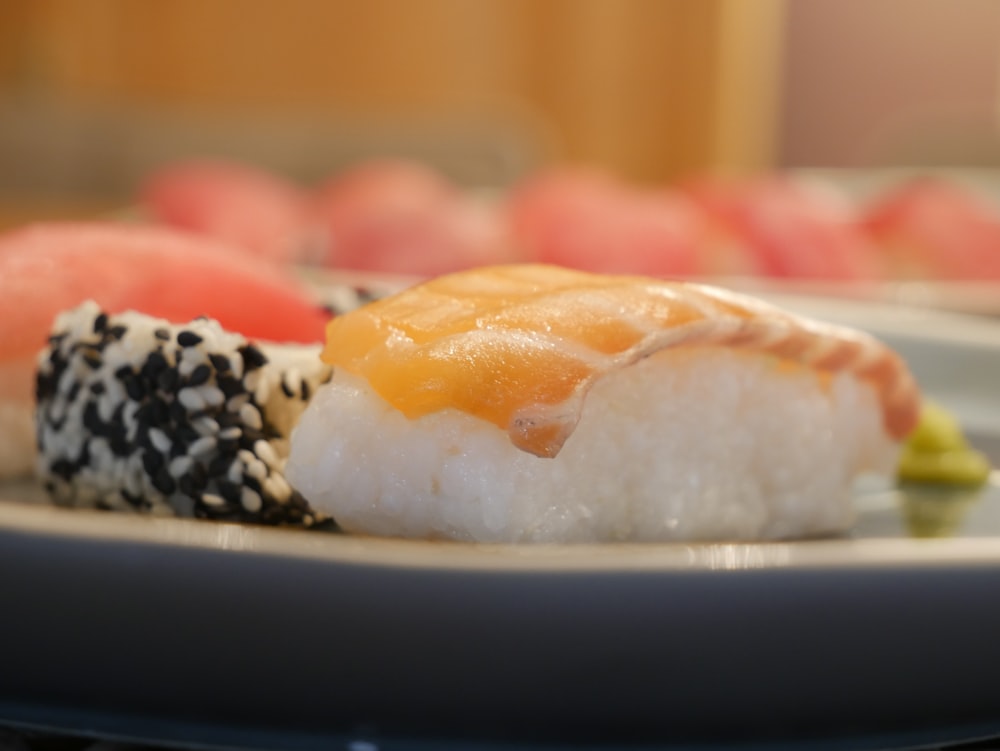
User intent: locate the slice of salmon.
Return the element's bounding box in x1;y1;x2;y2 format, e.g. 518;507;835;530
322;264;920;458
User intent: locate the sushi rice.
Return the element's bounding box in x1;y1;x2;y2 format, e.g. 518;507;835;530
287;346;897;543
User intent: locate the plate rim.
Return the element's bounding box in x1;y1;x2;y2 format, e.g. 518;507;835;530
3;494;1000;574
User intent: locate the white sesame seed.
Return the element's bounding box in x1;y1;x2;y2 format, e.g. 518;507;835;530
243;370;261;394
254;378;271;407
229;352;245;380
124;467;144;499
262;474;291;502
238;403;263;431
201;493;226;507
218;426;241;441
285;368;302;397
227;460;244;484
244;457;268;481
241;487;262;513
168;455;194;478
56;369;77;396
253;439;280;469
178;388;206;412
226;393;250;412
148;428;171;454
97;394;115;422
122;401;140;430
48;399;66;425
192;417;220;436
200;386;225;408
188;436;217;458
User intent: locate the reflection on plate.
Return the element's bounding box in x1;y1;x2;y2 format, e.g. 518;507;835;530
0;290;999;750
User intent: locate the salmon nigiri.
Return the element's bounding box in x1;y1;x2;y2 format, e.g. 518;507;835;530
287;264;920;543
0;222;332;478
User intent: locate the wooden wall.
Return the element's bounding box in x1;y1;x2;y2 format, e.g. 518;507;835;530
0;0;784;185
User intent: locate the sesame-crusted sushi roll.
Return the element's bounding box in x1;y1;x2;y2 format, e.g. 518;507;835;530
36;301;334;527
287;264;922;543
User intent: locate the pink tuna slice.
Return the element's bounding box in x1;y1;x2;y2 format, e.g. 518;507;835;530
0;221;329;391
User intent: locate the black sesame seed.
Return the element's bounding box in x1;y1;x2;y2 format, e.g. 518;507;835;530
300;380;311;401
187;364;212;387
82;351;103;369
175;424;202;446
217;376;244;399
108;325;128;340
89;382;106;396
154;328;171;342
123;375;146;401
216;438;239;457
207;454;232;478
152;399;171;424
279;378;294;398
216;412;241;429
114;365;134;380
177;330;203;347
50;459;75;480
188;462;208;491
242;428;265;444
142;449;164;476
141;351;168;380
35;374;57;402
93;313;109;333
238;344;268;371
121;489;145;508
76;439;91;467
178;475;196;497
109;430;130;457
82;402;105;435
135;424;154;451
208;353;231;372
217;481;241;504
152;468;176;495
156;367;179;393
169;400;189;425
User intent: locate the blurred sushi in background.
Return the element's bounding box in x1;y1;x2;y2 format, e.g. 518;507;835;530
135;156;1000;285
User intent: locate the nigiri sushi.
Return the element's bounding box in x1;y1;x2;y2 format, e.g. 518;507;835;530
862;178;1000;279
35;302;334;527
505;167;705;276
683;176;878;280
287;264;920;543
0;222;331;478
313;159;513;275
140;159;322;265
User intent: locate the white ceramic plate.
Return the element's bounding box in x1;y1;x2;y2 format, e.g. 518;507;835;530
1;293;999;751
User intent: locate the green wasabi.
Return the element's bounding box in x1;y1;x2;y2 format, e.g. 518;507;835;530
898;402;992;486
